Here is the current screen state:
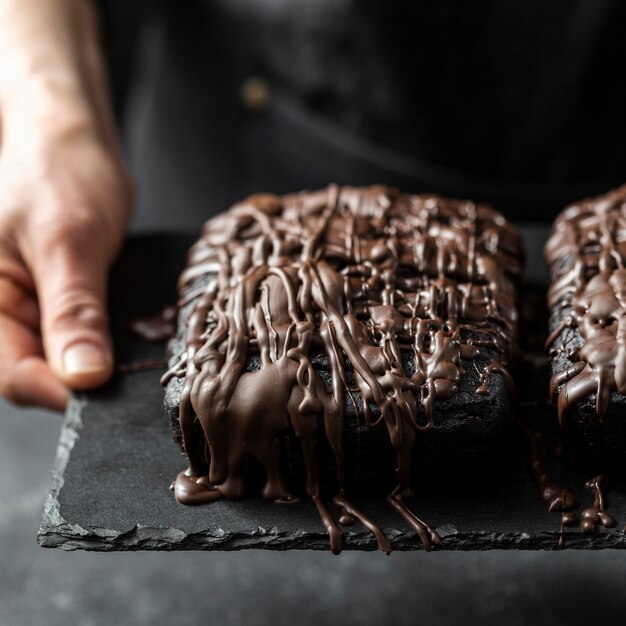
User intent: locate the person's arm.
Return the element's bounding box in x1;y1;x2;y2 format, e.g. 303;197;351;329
0;0;132;410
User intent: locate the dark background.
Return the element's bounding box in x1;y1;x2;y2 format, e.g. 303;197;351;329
108;0;626;231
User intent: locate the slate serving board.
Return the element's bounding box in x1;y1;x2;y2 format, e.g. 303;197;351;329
37;230;626;551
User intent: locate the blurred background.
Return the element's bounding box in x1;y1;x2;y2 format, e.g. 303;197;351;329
112;0;626;231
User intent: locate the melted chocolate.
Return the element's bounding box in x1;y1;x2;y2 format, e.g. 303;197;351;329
131;306;177;342
118;358;167;374
119;307;177;372
558;511;578;550
513;416;620;549
545;185;626;425
514;416;577;513
579;474;615;534
162;185;522;552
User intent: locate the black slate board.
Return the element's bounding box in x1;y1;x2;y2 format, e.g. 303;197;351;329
38;231;626;551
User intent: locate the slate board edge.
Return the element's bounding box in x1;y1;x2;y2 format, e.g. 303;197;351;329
36;398;626;552
38;394;91;551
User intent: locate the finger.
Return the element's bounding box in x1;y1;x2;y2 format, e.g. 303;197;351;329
8;356;69;411
0;312;68;411
0;275;39;330
31;230;113;389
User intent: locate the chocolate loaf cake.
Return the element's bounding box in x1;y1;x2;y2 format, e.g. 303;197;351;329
546;185;626;469
162;185;522;552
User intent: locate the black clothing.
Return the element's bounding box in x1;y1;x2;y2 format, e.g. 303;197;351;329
100;0;626;229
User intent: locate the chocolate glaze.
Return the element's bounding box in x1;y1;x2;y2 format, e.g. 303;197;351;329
545;185;626;425
120;307;178;372
558;511;578;550
580;474;615;534
162;185;522;553
118;357;167;374
514;416;577;513
131;306;177;342
513;414;619;549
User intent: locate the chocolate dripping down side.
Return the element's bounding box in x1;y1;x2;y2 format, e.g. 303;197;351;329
545;184;626;470
162;185;522;551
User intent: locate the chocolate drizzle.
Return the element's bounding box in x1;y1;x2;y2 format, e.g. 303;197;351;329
515;416;577;513
580;474;615;534
545;185;626;425
162;185;522;552
131;306;177;342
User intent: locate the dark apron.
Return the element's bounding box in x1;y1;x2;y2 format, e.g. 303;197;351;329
101;0;626;231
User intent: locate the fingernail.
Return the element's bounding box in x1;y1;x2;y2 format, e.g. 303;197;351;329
63;343;109;375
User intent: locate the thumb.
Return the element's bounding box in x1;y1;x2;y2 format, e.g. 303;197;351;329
32;240;113;389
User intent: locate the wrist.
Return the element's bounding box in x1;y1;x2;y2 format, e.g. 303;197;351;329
0;0;112;148
1;79;101;154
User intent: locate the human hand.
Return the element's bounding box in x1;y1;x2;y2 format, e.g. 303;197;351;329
0;0;133;411
0;124;132;411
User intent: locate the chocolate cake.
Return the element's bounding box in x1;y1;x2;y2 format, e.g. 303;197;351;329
162;185;522;552
546;184;626;469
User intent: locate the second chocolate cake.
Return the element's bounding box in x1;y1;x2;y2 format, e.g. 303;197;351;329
546;185;626;469
162;185;522;552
